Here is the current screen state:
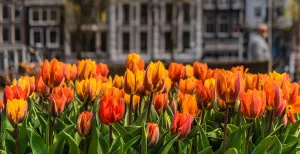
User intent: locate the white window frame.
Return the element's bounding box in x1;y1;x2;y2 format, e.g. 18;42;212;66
2;25;10;43
217;14;229;37
203;0;215;9
46;27;60;48
14;24;21;43
204;14;215;38
217;0;230;9
14;7;21;23
1;4;9;23
49;8;60;25
29;8;60;25
30;28;43;46
29;8;41;25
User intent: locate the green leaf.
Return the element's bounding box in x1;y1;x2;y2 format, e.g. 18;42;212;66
197;147;213;154
227;124;238;135
150;106;159;123
88;118;101;154
48;138;65;154
183;124;200;144
282;135;298;153
198;125;212;153
289;120;300;136
141;126;147;154
123;135;140;153
62;132;80;154
225;148;239;154
108;136;122;154
27;127;46;154
113;123;131;142
251;136;275;154
157;134;180;154
18;121;28;154
0;150;6;154
269;136;282;154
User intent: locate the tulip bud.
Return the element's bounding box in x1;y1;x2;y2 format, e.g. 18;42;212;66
181;94;201;117
146;123;159;148
170;98;177;115
77;111;93;136
168;62;185;82
49;86;67;117
36;75;50;98
96;63;109;78
153;93;168;114
126;53;145;73
240;90;266;119
274;100;286;117
124;69;144;95
287;110;296;124
6;98;28;126
3;85;28;105
282;114;288;127
77;59;97;81
75;78;102;103
41;59;65;88
185;64;194;79
0;100;4;114
196;78;216;111
144;61;166;93
193;62;208;82
172;112;194;140
112;75;124;89
98;95;125;125
65;63;77;82
179;78;196;95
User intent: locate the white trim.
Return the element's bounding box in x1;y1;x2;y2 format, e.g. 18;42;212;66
29;7;60;26
30;28;43;46
203;14;215;38
46;27;60;48
217;14;229;38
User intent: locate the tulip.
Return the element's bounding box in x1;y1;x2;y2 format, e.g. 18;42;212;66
216;70;241;105
49;86;67;117
112;75;123;89
218;99;226;111
243;73;260;91
75;78;102;104
61;85;74;106
6;98;28;126
168;62;185;82
179;78;196;95
181;94;201;117
99;76;113;96
13;76;35;96
146;122;159;147
36;75;50;98
161;76;172;93
136;85;150;97
105;87;124;102
144;61;166;93
124;69;144;95
153;93;168;114
96;63;109;77
281;81;298;105
126;53;145;73
77;111;93;136
268;71;290;86
196;78;216;111
170;98;177;115
193;62;208;82
231;65;248;74
3;85;28;105
240;90;266;119
41;59;65;88
65;63;77;82
171;112;194;140
286;110;296;124
77;59;97;81
264;80;282;110
185;64;194;78
98;95;125;125
0;100;4;114
124;94;140;109
274;100;286;117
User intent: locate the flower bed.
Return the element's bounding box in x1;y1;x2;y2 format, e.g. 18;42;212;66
0;53;298;154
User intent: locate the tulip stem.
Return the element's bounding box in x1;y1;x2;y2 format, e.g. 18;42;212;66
49;118;55;146
109;125;113;145
83;138;87;154
200;111;205;124
14;125;19;154
268;110;274;135
129;95;133;125
147;93;154;122
139;96;143;114
223;105;230;154
245;120;253;154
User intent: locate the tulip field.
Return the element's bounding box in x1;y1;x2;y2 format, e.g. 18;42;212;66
1;53;300;154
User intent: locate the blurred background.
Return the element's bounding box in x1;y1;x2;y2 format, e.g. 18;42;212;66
0;0;299;83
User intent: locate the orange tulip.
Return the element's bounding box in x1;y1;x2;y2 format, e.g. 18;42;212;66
268;71;290;85
96;63;109;77
126;53;145;73
168;62;185;82
216;70;241;105
49;86;68;116
60;85;74;106
124;69;144;95
75;78;101;103
171;112;194;140
231;65;248;74
13;76;35;96
218;99;226;111
144;61;166;93
185;64;194;78
264;80;282;110
136;84;150;97
65;63;77;82
181;94;201;117
179;78;196;95
76;111;93;136
244;73;260;91
36;75;50;98
193;62;208;82
240;90;266;119
98;95;125;125
112;75;124;89
99;76;113;97
196;78;216;111
3;85;28;105
6;98;28;126
206;68;221;80
285;89;300;124
153;93;168;114
77;59;97;81
41;58;65;88
0;100;4;114
146;122;159;147
161;76;172;93
105;87;124;102
281;81;298;105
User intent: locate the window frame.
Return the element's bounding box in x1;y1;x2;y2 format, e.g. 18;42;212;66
30;28;44;47
217;14;229;37
203;14;216;38
46;27;60;48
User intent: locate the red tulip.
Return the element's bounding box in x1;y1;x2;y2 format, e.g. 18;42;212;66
77;111;93;136
171;112;194;140
146;122;159;147
98;95;125;125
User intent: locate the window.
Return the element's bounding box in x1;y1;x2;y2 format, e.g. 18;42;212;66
50;10;57;22
183;31;190;50
0;53;4;70
32;10;39;21
204;14;215;37
15;8;20;21
82;32;95;52
276;7;284;17
3;26;9;42
140;32;147;53
218;14;229;35
101;32;107;52
203;0;214;5
30;28;43;46
164;32;172;52
18;50;23;62
123;32;130;53
254;7;261;17
15;26;21;42
42;10;47;21
219;0;229;5
141;4;148;25
232;13;239;36
46;28;60;48
183;3;190;24
123;4;130;25
166;3;173;24
9;51;14;65
3;5;8;20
